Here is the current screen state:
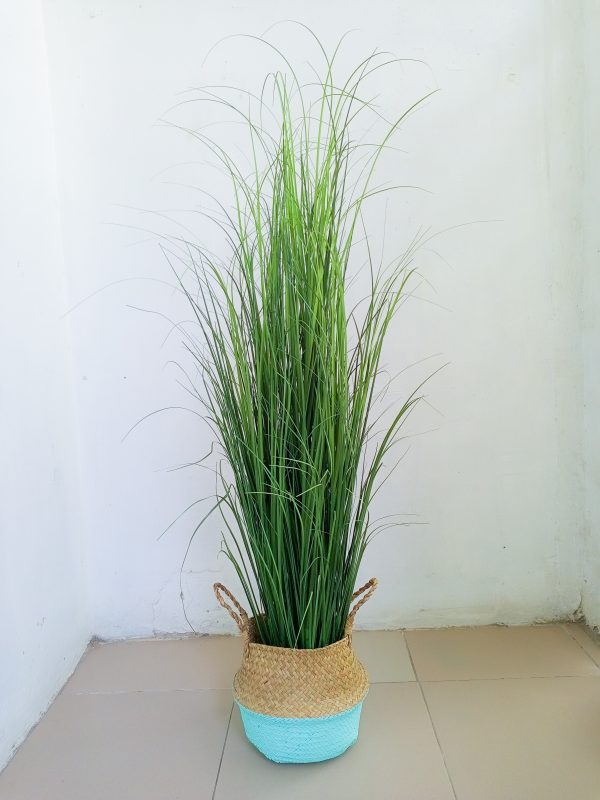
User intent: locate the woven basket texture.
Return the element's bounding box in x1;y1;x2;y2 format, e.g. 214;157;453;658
237;699;364;762
234;620;368;717
214;578;377;720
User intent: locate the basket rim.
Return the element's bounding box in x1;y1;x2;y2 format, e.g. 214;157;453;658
244;616;352;654
213;578;378;648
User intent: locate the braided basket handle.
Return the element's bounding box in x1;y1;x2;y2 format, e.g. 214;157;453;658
345;577;378;636
213;583;249;634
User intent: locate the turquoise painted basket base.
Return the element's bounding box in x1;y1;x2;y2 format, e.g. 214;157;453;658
237;700;364;763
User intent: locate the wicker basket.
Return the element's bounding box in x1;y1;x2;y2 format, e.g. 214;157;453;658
214;578;377;763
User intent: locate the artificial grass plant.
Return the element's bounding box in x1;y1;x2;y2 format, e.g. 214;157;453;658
172;36;431;649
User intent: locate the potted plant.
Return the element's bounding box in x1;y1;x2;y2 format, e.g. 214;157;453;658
177;39;429;763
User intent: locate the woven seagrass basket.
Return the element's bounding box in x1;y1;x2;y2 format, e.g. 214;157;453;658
214;578;377;763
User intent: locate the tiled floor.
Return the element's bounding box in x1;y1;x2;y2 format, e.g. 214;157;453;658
2;624;600;799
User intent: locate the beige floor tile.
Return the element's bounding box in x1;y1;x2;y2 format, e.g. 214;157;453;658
422;676;600;800
65;636;242;692
352;630;415;682
405;624;600;680
562;623;600;667
214;683;454;800
0;689;232;800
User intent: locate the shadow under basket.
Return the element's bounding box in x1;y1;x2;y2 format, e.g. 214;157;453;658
214;578;377;764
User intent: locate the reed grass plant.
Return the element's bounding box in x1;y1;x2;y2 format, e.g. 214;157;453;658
175;37;430;648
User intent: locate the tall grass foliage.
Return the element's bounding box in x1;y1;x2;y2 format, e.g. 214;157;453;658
172;36;432;648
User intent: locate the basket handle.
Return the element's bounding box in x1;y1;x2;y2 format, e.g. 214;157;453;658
346;577;377;635
213;583;248;634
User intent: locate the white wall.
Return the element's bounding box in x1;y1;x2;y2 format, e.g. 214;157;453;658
0;0;90;769
41;0;587;638
582;0;600;630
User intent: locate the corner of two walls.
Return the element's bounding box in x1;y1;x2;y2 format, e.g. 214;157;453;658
581;0;600;631
0;0;92;770
544;0;600;632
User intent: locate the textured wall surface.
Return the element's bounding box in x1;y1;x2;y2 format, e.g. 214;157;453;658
6;0;599;775
582;0;600;629
0;0;90;769
40;0;588;638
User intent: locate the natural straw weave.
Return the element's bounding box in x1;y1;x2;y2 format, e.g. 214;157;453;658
214;579;377;719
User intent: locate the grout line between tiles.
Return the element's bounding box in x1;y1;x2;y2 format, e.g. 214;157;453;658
67;687;235;696
404;635;459;800
560;624;600;669
212;702;233;800
418;673;600;684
